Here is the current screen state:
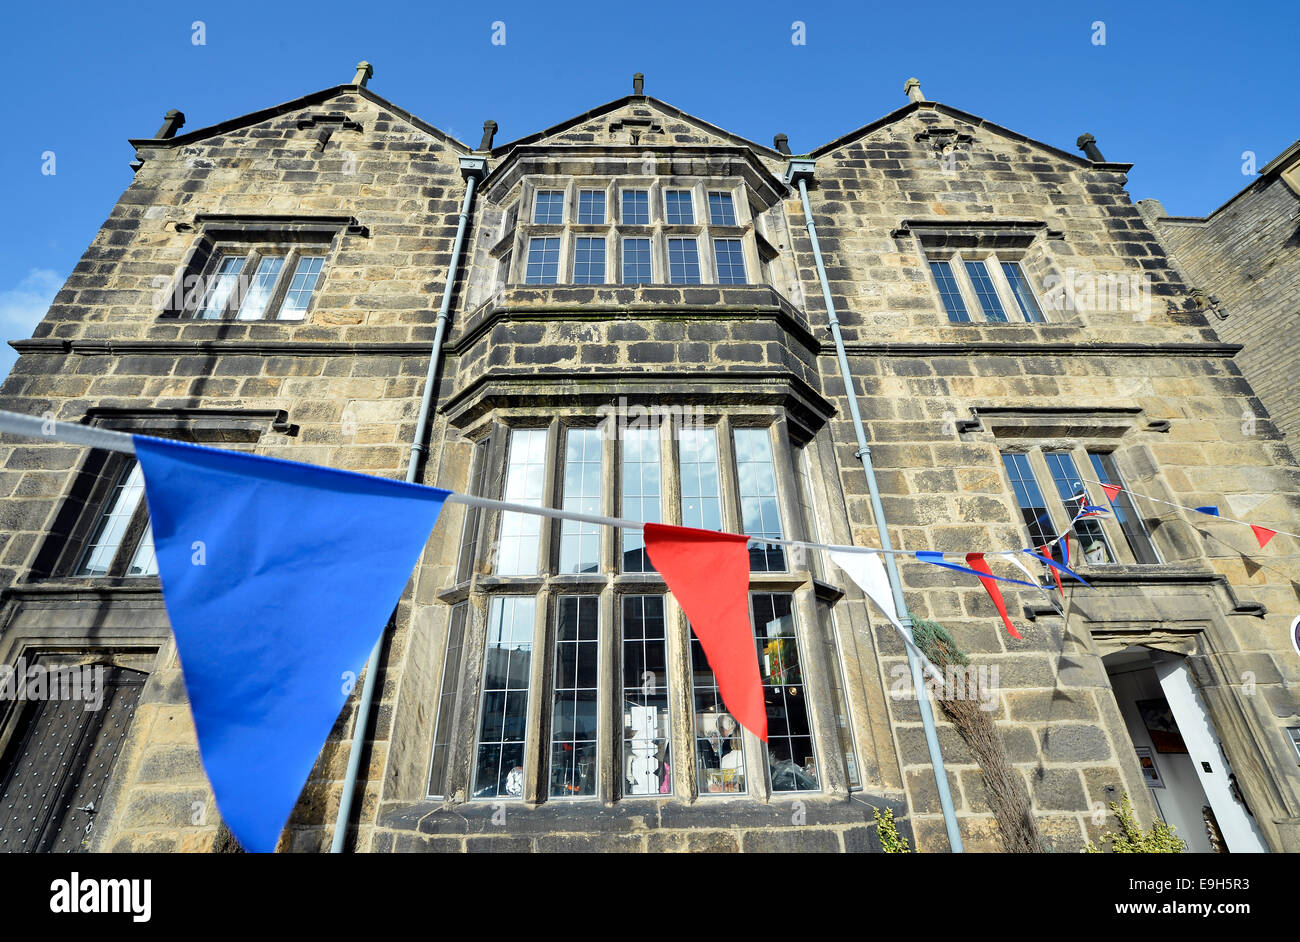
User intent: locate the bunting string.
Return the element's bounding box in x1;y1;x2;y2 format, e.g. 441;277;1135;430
1080;478;1296;544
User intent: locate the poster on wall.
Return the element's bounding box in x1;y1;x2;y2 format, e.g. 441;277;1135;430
1134;746;1164;788
1136;699;1189;754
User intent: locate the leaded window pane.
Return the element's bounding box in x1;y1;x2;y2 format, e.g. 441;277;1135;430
473;596;535;799
77;461;148;576
622;238;652;283
236;255;284;320
664;190;694;225
708;191;737;225
428;602;468;797
573;237;606;284
533;189;565;224
714;238;747;284
690;620;745;794
622;595;671;796
1002;452;1062;562
753;594;818;792
198;255;245;319
577;190;606;224
964;259;1009;322
559;428;602;574
550;596;599;798
930;260;969;322
734;428;785;572
678;428;721;531
496;428;547;575
1002;261;1045;322
621;189;650;225
525;237;560;284
1044;451;1114;564
667;238;700;284
621;427;661;573
277;256;324;320
1089;452;1160;564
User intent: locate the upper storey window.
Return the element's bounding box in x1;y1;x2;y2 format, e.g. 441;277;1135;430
503;179;757;287
926;252;1046;324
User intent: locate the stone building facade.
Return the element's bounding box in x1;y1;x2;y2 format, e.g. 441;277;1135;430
1139;141;1300;456
1;66;1298;854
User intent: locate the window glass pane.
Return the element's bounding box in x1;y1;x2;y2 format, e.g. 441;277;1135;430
678;428;721;531
621;427;661;573
964;260;1008;322
1002;261;1045;323
277;256;324;320
621;189;649;225
930;261;969;322
1044;451;1114;564
77;460;147;576
473;597;535;799
525;237;560;284
691;619;745;795
667;238;700;284
577;190;606;224
455;437;491;583
816;600;860;789
708;191;737;226
573;237;606;284
559;428;602;574
198;255;245;319
550;596;599;798
126;523;157;577
428;602;468;797
734;428;785;572
1090;453;1160;564
1001;452;1062;563
792;445;822;580
622;595;671;796
533;189;565;224
497;428;547;575
713;238;747;284
754;594;819;792
235;255;284;320
622;237;652;283
664;190;694;225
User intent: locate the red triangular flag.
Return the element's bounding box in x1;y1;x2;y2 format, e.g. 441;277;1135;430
1101;483;1122;503
966;553;1023;640
1039;544;1065;597
1251;525;1277;549
643;523;767;741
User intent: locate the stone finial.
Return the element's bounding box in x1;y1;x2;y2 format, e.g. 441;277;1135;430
774;133;791;156
155;109;186;140
904;78;925;102
1077;133;1105;162
479;120;498;151
353;61;374;87
633;72;644;96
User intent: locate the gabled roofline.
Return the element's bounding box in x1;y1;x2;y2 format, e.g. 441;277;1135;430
489;95;782;160
808;100;1129;172
128;85;471;153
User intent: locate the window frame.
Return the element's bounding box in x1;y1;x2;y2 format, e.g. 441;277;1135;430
188;245;327;322
925;250;1047;325
440;412;856;804
503;177;756;287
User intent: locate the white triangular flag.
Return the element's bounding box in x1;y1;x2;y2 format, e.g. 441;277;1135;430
830;551;943;683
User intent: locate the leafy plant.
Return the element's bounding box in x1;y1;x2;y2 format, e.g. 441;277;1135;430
874;806;911;853
1085;794;1186;853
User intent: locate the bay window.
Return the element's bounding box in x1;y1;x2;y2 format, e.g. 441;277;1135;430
433;413;857;804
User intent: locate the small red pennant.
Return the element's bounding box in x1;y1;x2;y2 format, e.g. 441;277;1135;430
1101;483;1122;503
643;523;767;741
1251;525;1277;549
1039;544;1065;597
966;552;1023;640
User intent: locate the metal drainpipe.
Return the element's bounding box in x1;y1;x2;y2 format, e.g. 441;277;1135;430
786;159;964;853
331;155;487;853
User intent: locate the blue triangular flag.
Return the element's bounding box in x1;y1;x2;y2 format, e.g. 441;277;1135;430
1021;549;1092;588
914;551;1037;587
1195;506;1220;517
133;436;449;853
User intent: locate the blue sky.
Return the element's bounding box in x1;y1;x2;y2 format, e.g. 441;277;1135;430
0;0;1295;379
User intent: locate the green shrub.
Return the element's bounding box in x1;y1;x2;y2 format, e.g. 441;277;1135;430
1085;794;1186;853
874;806;912;853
